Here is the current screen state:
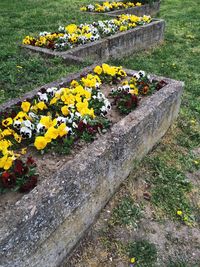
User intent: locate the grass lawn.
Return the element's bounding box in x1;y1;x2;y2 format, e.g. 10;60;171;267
1;0;200;265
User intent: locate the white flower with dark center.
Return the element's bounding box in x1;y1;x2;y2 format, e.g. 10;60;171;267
20;127;32;138
13;120;21;130
56;117;67;125
38;92;48;103
37;123;46;134
39;31;50;36
22;120;34;130
133;73;140;80
122;85;131;92
47;87;56;97
87;4;95;11
138;70;145;77
75;112;81;118
95;83;101;89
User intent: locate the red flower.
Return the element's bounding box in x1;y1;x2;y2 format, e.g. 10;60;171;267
1;172;16;188
78;120;85;132
19;176;38;193
26;157;36;167
14;159;28;176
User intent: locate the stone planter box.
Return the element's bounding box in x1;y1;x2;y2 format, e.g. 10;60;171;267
0;65;183;267
22;19;165;63
87;1;160;17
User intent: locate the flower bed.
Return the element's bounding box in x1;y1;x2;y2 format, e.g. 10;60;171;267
80;1;142;13
81;1;160;17
0;64;183;267
0;64;166;194
23;14;152;51
22;17;165;62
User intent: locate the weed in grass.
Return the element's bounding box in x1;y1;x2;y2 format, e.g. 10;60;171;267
147;158;195;223
127;240;157;267
110;196;142;227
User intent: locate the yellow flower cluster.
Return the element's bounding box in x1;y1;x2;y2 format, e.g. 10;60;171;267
0;64;130;171
80;1;142;13
0;72;104;164
94;63;127;78
0;139;16;170
23;33;64;46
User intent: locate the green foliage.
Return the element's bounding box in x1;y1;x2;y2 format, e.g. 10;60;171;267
111;196;142;227
147;158;195;222
127;240;157;267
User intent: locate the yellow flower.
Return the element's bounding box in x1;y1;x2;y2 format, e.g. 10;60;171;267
136;2;142;6
58;123;68;137
177;210;183;216
21;101;31;113
14;133;22;143
0;155;14;170
34;136;48;150
70;80;80;88
50;97;59;105
94;65;103;75
4;157;13;170
61;105;69;116
14;111;29;121
65;24;77;34
130;88;139;95
2;118;13;127
37;101;47;110
119;25;128;32
2;128;13;137
21;147;27;155
80;6;87;11
130;257;136;263
40;116;55;129
45;126;59;142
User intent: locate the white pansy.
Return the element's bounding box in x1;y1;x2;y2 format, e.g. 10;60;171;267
38;92;48;103
20;127;32;138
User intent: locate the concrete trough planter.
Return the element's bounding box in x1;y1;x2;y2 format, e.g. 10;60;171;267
22;19;165;62
86;1;160;17
0;65;183;267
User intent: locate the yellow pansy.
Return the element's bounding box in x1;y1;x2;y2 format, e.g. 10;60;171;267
61;106;69;116
40;116;56;129
45;126;59;142
0;154;13;170
2;128;13;137
21;101;31;113
37;101;47;110
34;136;48;150
58;123;68;137
2;117;13;127
14;133;22;143
50;96;59;105
94;65;103;75
65;24;77;34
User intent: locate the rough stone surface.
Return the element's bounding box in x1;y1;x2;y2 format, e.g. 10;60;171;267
22;19;165;62
0;67;184;267
88;1;160;17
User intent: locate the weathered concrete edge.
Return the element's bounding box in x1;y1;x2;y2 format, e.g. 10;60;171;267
0;69;184;267
86;1;160;17
21;19;165;61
